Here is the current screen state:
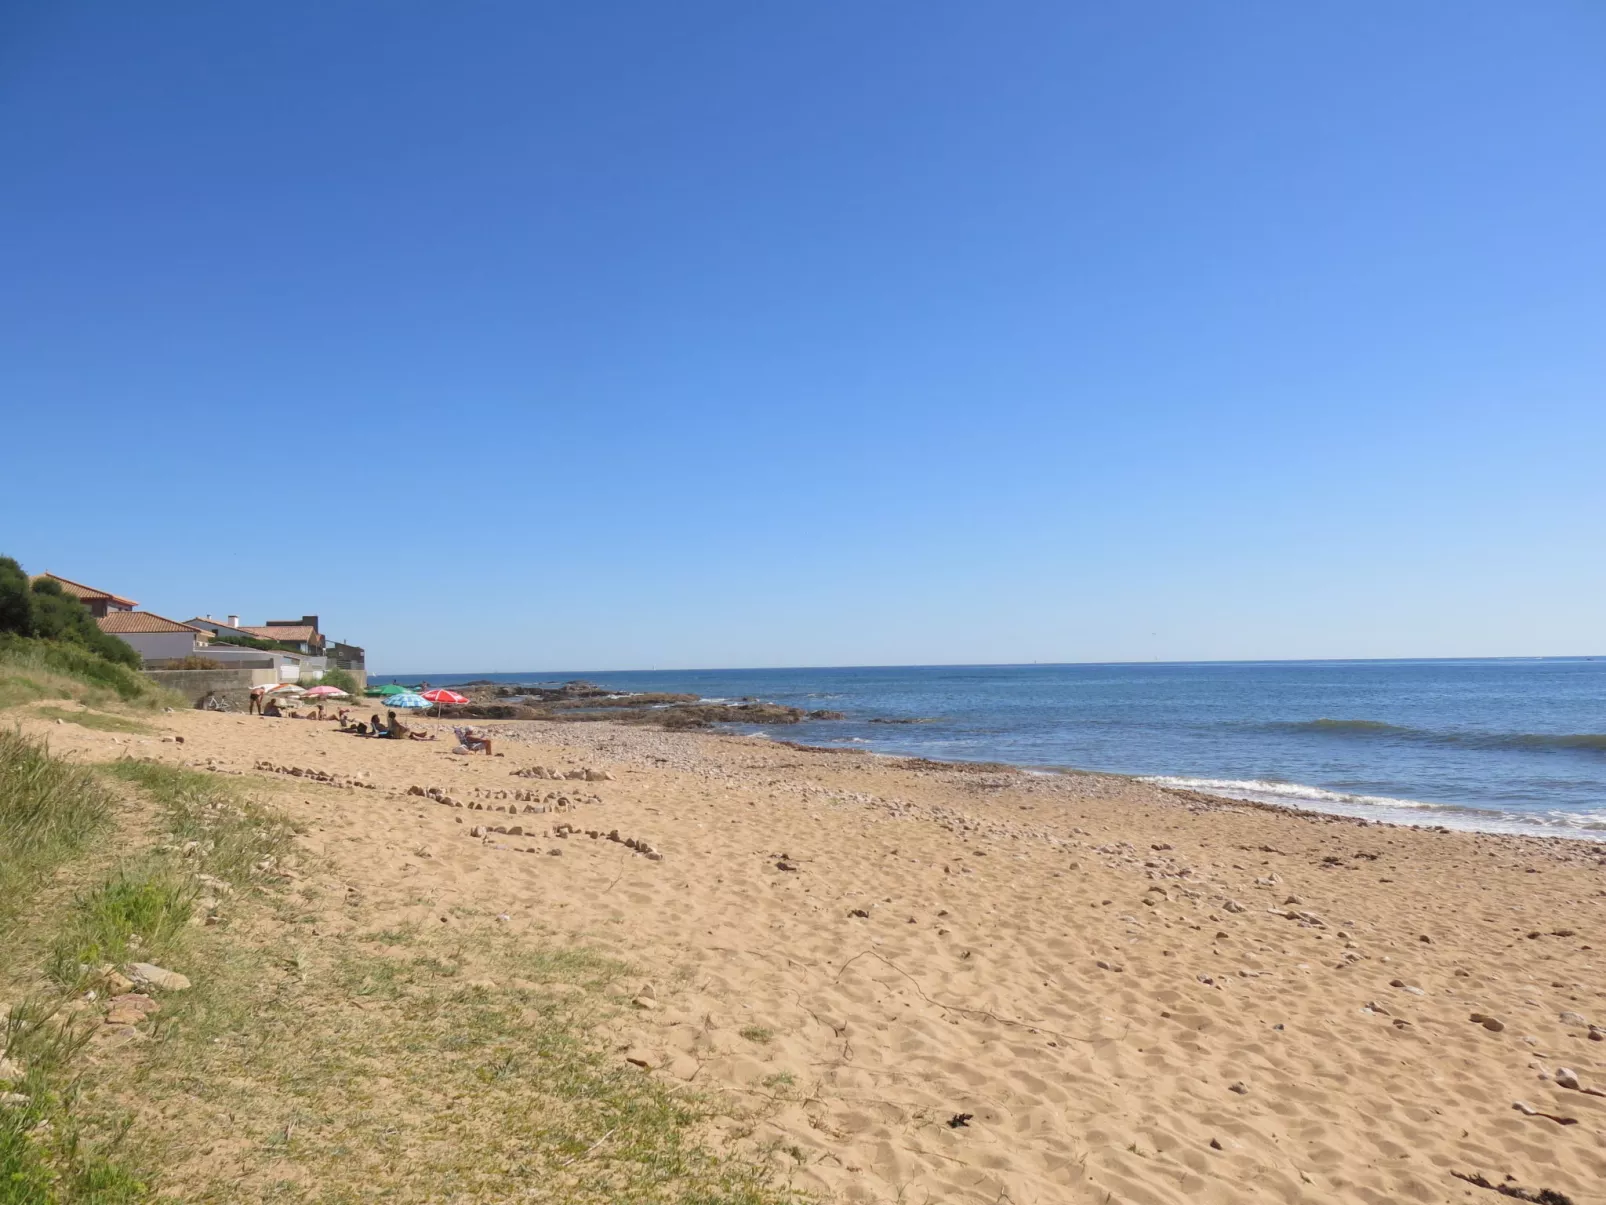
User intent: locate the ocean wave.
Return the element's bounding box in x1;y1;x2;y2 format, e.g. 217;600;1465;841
1141;775;1606;837
1287;719;1412;733
1274;719;1606;753
1144;776;1449;811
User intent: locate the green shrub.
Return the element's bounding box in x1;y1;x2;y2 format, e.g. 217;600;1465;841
0;634;154;702
27;578;140;668
0;555;141;668
0;556;31;636
172;654;222;669
320;666;360;695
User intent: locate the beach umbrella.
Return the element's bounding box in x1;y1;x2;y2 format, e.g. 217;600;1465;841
420;687;468;716
378;684;411;696
420;689;468;704
304;685;348;698
383;692;431;709
263;683;305;694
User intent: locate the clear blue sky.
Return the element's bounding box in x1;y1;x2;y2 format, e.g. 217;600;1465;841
3;3;1602;673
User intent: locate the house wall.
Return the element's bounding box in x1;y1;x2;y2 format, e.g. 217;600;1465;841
120;631;202;662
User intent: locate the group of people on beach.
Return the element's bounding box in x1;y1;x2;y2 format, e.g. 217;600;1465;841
247;689;335;721
245;686;494;754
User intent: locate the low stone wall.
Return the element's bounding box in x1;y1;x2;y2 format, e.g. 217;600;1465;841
143;668;264;712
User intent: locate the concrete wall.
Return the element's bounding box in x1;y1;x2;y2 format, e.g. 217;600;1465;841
142;667;266;711
122;631;203;662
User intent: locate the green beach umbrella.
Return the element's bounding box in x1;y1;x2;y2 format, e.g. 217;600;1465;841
378;684;410;696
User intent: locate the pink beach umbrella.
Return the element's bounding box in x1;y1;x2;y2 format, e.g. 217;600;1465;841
304;685;349;698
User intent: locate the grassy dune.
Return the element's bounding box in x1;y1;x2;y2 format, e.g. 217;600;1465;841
0;742;801;1204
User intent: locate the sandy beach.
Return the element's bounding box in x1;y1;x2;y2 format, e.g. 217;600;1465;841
25;706;1606;1204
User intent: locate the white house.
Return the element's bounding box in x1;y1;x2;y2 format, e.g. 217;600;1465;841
96;612;211;663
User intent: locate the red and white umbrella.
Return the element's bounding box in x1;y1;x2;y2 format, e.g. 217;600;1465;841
420;688;468;716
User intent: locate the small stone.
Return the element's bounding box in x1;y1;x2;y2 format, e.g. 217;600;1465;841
103;971;135;995
1209;1138;1223;1151
104;1007;146;1026
1095;960;1123;972
631;996;657;1010
128;963;190;992
1555;1067;1581;1090
547;848;562;856
1469;1013;1505;1032
0;1092;28;1106
1559;1011;1588;1027
1222;899;1246;913
1228;1081;1248;1095
109;994;158;1013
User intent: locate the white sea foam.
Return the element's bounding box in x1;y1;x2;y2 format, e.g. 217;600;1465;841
1141;775;1606;840
1142;776;1445;811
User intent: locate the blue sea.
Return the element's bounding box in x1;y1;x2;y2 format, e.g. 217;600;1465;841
390;660;1606;839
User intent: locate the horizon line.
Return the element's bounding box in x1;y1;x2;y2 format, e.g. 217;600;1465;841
366;653;1605;678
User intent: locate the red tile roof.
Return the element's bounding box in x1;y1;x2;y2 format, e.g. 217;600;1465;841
34;574;137;607
97;612;207;635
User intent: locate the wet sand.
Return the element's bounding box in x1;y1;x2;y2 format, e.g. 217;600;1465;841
32;707;1606;1203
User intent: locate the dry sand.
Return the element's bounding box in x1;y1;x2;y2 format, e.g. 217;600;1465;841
30;706;1606;1203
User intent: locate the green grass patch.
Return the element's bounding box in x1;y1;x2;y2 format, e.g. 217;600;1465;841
47;865;196;987
116;931;799;1204
0;734;150;1204
0;994;150;1205
738;1026;775;1044
0;730;118;933
32;706;153;735
101;760;300;888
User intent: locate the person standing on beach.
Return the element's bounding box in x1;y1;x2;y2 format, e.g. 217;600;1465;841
248;686;265;715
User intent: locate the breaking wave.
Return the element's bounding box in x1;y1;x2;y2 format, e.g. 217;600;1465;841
1142;775;1606;838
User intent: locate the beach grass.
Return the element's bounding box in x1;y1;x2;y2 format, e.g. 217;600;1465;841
0;730;118;932
0;634;180;710
1;752;804;1204
46;865;197;987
